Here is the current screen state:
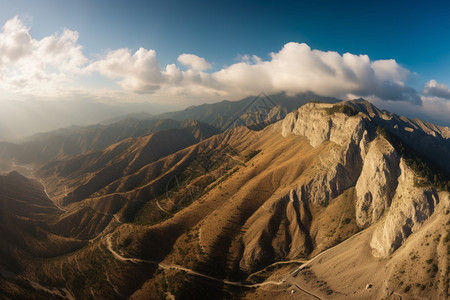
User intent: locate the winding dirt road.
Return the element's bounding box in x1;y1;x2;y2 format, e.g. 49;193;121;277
105;235;325;299
290;228;367;276
106;236;284;288
39;179;67;212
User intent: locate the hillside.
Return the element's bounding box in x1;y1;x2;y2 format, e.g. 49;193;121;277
0;99;448;299
0;171;85;292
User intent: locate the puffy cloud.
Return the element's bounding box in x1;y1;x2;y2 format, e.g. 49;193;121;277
2;16;448;126
423;79;450;100
178;54;211;71
36;29;87;71
88;47;163;93
420;96;450;126
0;16;32;65
0;16;87;96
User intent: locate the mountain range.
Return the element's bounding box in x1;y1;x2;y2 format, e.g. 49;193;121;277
0;95;448;299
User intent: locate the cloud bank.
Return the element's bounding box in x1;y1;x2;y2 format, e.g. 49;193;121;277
1;16;449;125
89;42;420;105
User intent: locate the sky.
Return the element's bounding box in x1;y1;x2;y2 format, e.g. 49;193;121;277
0;0;449;127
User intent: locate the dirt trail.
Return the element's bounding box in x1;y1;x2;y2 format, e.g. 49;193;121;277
39;179;67;212
106;236;284;288
105;235;323;299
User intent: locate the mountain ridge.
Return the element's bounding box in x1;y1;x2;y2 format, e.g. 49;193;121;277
0;98;448;299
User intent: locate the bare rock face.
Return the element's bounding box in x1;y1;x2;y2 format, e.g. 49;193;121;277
369;160;441;258
346;99;450;173
355;136;400;228
279;101;449;261
280;102;368;205
280;102;365;148
237;101;449;272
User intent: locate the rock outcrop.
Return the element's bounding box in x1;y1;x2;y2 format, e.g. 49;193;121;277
370;160;441;258
279;102;369;205
272;100;448;261
355;136;400;227
280;102;366;148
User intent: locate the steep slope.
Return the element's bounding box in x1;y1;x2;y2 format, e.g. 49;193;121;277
0;172;84;273
1;99;448;299
346;99;450;174
37;122;220;206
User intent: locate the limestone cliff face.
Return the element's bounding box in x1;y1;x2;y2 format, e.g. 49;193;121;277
237;101;449;271
355;136;400;228
370;160;442;258
279;102;368;205
280;102;365;148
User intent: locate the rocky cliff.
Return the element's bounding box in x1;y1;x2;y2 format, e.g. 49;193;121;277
272;100;449;263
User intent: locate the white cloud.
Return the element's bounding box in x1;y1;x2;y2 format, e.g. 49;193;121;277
0;16;32;65
93;42;417;103
36;29;87;72
0;16;87;96
423;79;450;100
178;54;211;71
88;47;164;93
207;43;421;103
421;96;450;123
146;43;420;105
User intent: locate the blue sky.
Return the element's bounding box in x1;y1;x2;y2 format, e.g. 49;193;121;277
0;0;449;125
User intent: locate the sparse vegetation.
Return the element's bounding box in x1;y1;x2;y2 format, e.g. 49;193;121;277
200;167;239;196
444;232;450;243
431;264;438;273
245;149;261;162
342;217;351;225
324;104;358;117
377;125;450;191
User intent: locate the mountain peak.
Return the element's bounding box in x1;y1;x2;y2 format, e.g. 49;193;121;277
280;99;450;175
6;170;26;180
